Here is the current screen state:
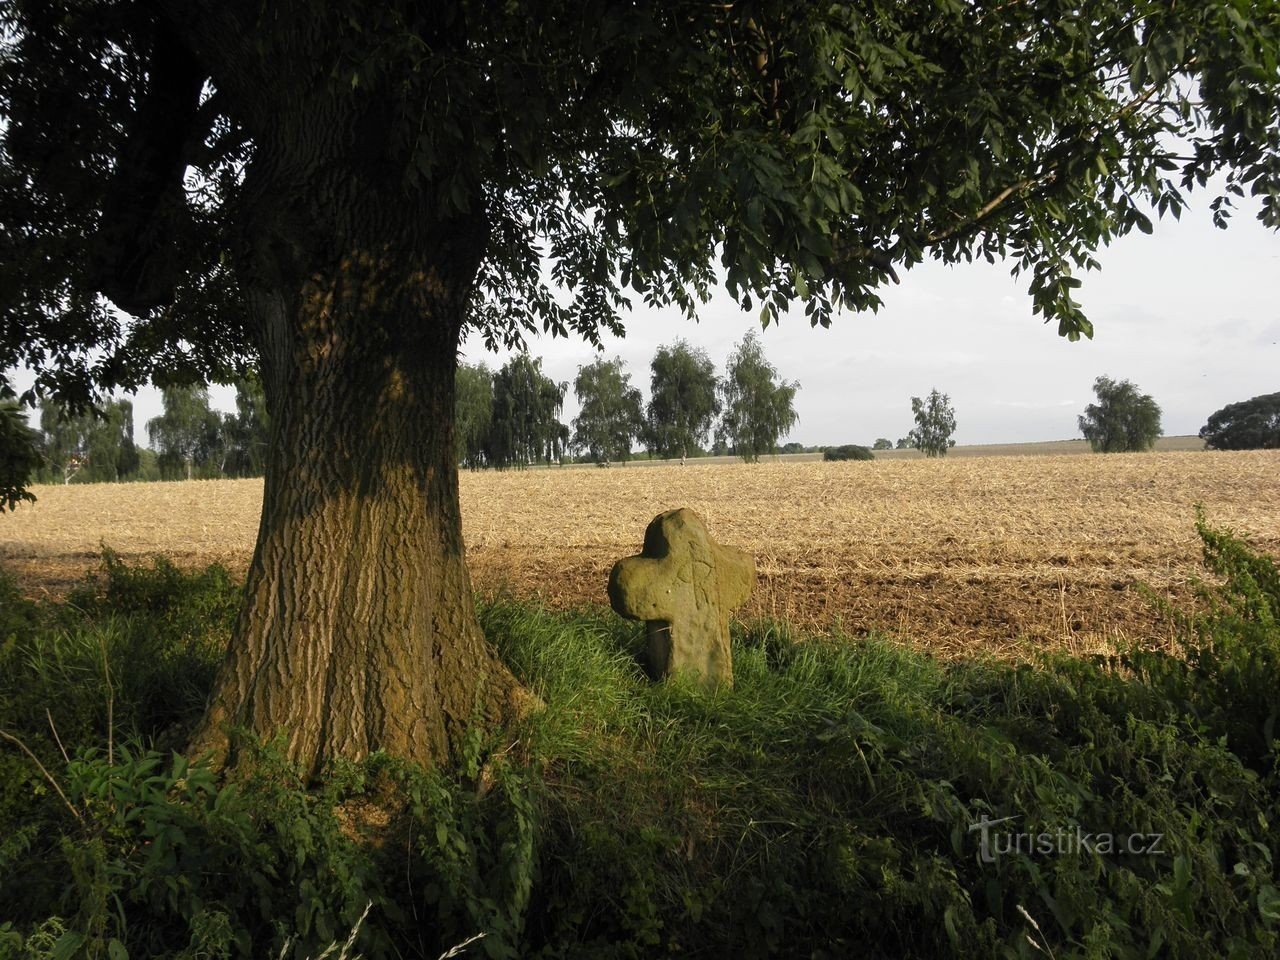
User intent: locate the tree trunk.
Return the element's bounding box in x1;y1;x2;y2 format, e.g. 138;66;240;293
189;205;526;776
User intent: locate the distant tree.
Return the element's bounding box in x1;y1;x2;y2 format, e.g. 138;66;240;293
146;387;222;480
38;399;138;483
896;437;915;450
873;438;893;450
487;356;568;469
644;341;720;461
572;357;645;465
221;376;271;478
1078;376;1162;452
455;363;495;470
717;333;800;462
780;442;806;454
38;404;87;484
1199;392;1280;450
1;401;41;510
112;400;141;479
908;389;957;457
823;444;874;461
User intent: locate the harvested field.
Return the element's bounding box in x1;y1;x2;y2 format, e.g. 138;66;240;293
3;450;1278;658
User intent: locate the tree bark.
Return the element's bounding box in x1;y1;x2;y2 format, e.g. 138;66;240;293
189;193;526;776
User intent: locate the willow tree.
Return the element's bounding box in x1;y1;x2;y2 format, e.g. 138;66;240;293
3;1;1278;772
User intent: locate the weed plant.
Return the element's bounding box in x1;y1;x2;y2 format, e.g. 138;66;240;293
0;522;1277;958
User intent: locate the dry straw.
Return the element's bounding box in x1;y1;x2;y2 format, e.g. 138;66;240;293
4;451;1278;659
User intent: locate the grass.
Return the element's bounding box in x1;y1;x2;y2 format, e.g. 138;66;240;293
0;519;1279;958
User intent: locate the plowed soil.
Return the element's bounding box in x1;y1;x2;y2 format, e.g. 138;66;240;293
4;451;1278;658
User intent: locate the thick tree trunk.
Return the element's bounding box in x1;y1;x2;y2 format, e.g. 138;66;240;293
190;216;526;776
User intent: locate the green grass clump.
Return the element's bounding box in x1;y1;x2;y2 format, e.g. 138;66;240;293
1;524;1278;958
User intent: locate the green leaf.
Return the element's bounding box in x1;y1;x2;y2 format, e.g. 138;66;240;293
794;270;809;300
50;931;85;960
1259;884;1280;922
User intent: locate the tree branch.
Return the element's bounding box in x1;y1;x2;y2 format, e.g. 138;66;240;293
90;18;209;315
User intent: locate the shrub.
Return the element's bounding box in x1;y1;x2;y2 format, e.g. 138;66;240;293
822;444;874;461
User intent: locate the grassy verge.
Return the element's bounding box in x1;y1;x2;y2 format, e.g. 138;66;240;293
1;520;1278;959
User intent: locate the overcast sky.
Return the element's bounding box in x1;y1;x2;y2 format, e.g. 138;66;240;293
16;190;1280;448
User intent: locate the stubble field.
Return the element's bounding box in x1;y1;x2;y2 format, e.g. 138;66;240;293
3;449;1278;658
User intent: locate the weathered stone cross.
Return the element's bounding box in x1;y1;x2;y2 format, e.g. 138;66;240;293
607;508;755;689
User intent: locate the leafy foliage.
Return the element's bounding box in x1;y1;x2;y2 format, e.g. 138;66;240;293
37;399;139;485
717;332;800;462
872;437;893;450
3;531;1280;958
1200;391;1280;450
6;0;1280;408
455;362;495;470
823;444;875;461
571;357;645;466
643;341;721;461
1123;510;1280;778
1079;376;1163;452
908;388;958;457
145;387;224;480
486;356;568;470
217;375;271;478
0;401;41;511
4;533;1280;958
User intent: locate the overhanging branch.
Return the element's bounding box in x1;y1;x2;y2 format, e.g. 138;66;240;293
90;18;209;315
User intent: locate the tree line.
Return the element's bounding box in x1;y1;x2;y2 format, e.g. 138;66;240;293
7;368;1275;497
21;379;270;485
456;331;800;468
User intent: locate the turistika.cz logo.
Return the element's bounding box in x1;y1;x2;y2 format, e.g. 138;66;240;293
968;814;1165;864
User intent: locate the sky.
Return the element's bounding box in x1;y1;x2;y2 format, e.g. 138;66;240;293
15;190;1280;448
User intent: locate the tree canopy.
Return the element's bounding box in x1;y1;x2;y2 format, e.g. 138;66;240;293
644;341;721;461
571;357;645;465
0;402;41;510
5;0;1280;416
487;356;569;469
218;377;271;478
717;332;800;462
39;398;139;484
146;386;222;480
1200;391;1280;449
455;362;496;470
908;389;958;457
1079;376;1163;452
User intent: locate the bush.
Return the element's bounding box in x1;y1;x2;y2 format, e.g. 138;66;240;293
1;534;1279;959
822;444;875;461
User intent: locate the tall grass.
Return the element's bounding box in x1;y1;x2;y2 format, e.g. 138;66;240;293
0;522;1278;958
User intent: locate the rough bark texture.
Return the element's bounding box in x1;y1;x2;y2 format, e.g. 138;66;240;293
189;112;525;775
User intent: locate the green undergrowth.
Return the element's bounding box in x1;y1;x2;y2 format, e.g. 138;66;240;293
0;519;1278;959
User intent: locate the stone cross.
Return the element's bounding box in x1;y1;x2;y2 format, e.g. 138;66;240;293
607;508;756;689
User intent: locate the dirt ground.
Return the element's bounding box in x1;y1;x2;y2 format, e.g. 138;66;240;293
4;450;1277;658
